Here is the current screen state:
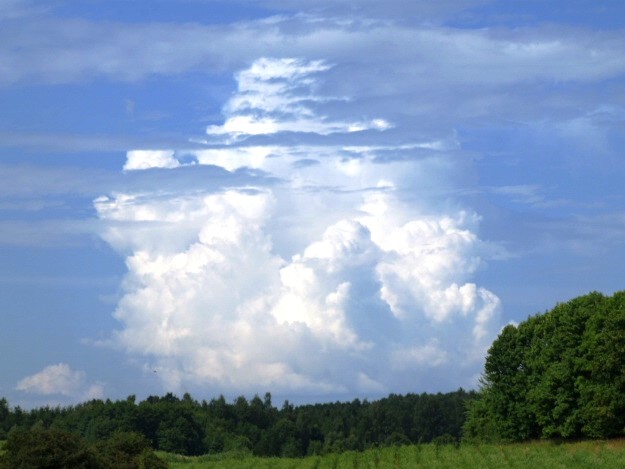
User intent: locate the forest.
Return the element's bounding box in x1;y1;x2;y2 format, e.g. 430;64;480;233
0;389;473;458
2;289;625;467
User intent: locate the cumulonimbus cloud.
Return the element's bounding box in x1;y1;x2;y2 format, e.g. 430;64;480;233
95;58;501;396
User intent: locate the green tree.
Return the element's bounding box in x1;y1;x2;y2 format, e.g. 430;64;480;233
0;398;9;439
95;431;167;469
465;290;625;442
1;426;98;469
483;322;537;441
157;413;203;455
577;291;625;437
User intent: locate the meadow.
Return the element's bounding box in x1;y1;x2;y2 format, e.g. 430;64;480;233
4;435;625;467
161;439;625;469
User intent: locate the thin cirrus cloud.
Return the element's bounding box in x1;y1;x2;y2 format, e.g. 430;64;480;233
94;58;502;396
2;10;623;99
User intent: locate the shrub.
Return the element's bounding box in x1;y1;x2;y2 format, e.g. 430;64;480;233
0;427;167;469
1;426;98;469
95;431;168;469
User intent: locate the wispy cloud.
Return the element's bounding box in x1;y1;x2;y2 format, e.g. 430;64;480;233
2;12;623;98
206;58;391;142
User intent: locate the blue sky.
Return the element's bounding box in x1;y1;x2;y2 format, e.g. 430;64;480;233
1;0;624;408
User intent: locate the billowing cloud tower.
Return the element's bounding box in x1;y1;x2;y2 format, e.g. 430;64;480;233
96;58;501;397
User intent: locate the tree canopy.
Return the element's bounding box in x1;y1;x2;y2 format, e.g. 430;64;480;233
0;390;474;457
464;290;625;442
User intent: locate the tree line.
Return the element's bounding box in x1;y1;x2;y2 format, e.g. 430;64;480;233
0;389;475;457
464;290;625;442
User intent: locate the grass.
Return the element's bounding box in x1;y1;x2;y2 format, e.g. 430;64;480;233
162;439;625;469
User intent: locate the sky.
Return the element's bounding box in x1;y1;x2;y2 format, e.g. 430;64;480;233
1;0;625;408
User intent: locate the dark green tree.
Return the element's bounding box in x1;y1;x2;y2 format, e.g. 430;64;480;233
576;291;625;437
1;427;98;469
0;398;9;439
95;431;168;469
465;290;625;442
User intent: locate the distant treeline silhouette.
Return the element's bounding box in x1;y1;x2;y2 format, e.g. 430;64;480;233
0;389;474;457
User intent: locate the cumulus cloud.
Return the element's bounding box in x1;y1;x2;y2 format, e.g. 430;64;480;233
16;363;104;400
96;58;501;396
124;150;180;171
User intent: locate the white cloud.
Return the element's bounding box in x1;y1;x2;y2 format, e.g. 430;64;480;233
124;150;180;171
2;2;623;404
16;363;102;400
206;57;391;141
95;58;503;396
83;383;105;400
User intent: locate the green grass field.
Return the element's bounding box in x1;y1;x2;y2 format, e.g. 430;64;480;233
160;440;625;469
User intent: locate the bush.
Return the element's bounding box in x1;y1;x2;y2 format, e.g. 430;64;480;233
1;426;98;469
0;427;167;469
95;431;168;469
432;433;458;447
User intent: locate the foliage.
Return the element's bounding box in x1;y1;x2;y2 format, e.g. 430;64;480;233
0;389;475;458
94;431;168;469
0;427;166;469
0;426;98;469
0;400;8;440
465;290;625;442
